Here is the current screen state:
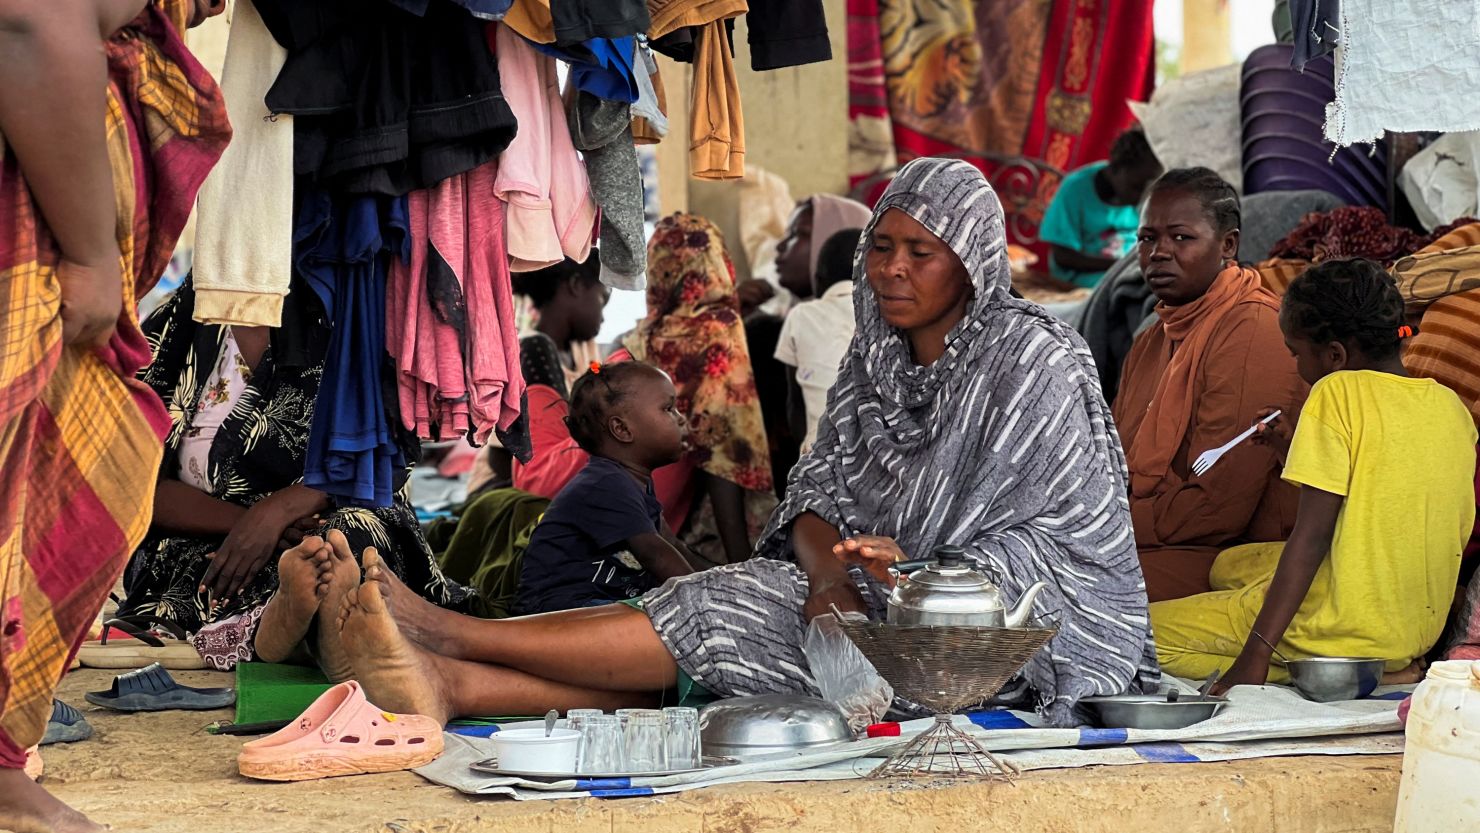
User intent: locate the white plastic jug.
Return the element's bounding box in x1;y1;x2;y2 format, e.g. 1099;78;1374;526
1393;660;1480;831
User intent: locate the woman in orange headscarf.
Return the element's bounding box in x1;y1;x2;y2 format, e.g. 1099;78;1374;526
0;0;228;826
1114;168;1307;602
616;213;774;566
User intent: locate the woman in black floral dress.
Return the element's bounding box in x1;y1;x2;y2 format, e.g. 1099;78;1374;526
118;277;473;670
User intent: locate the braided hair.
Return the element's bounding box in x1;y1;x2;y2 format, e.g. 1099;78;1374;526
565;361;656;454
1282;258;1406;360
1149;167;1241;235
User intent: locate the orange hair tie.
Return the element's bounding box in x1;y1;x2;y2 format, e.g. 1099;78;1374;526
1398;325;1415;339
589;360;603;375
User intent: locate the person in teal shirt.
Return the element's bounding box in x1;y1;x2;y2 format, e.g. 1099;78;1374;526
1040;129;1163;289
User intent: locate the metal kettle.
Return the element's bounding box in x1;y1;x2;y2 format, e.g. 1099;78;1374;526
886;545;1048;628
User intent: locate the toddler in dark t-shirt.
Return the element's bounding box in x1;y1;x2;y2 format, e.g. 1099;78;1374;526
515;361;698;614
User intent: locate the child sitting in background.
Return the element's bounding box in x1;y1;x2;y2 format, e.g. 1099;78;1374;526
515;362;699;615
1039;128;1163;290
776;228;864;454
1152;258;1478;691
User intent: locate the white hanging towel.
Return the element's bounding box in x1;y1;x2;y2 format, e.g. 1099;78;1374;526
192;0;295;327
1325;0;1480;148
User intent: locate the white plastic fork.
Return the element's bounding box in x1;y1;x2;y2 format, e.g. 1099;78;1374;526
1191;410;1282;477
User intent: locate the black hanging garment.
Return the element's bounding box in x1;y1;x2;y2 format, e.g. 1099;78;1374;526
550;0;650;45
256;0;518;196
747;0;831;71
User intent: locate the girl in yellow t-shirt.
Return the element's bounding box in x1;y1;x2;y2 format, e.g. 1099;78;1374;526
1151;258;1478;692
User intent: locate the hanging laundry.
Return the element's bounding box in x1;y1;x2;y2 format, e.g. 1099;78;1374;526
295;188;407;508
690;19;745;180
387;0;514;19
746;0;831;71
192;0;294;328
504;0;649;45
1289;0;1339;71
632;40;670;143
1325;0;1480;146
649;26;698;62
644;2;746;178
389;160;530;453
492;24;599;272
503;0;556;42
256;0;517;195
551;0;650;44
388;186;472;442
648;0;745;42
531;37;641;103
569;93;649;289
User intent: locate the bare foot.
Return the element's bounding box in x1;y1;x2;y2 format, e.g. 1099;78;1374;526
0;768;105;833
337;577;452;724
1382;661;1425;686
314;529;361;682
254;538;333;663
361;550;457;656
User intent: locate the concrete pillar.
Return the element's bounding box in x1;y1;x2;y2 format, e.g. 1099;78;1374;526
1182;0;1233;73
725;0;850;199
651;53;692;217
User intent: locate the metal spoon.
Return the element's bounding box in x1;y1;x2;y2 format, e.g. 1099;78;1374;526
1251;629;1293;666
1197;669;1222;699
544;709;559;738
1166;669;1223;703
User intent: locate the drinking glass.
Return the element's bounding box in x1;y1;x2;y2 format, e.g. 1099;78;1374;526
566;709;604;770
565;709;603;733
577;715;624;774
622;710;667;772
614;708;647;726
663;707;701;769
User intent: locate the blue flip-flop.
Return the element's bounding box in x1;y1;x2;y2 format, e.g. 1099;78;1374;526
41;700;93;745
85;663;236;712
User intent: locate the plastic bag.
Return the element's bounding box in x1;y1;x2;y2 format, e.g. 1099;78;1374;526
802;613;894;734
1128;64;1243;192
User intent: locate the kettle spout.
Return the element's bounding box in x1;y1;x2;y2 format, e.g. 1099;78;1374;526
1004;581;1049;629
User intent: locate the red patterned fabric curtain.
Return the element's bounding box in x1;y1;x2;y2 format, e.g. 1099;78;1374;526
847;0;1155;252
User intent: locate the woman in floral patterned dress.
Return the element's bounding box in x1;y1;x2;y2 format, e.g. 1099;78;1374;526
615;214;775;566
115;278;473;670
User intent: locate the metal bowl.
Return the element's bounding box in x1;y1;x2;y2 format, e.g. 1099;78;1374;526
1285;658;1384;702
699;695;853;760
1081;695;1227;730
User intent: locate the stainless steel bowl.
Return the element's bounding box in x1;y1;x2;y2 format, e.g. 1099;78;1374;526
699;695;853;760
1285;657;1384;702
1081;695;1227;730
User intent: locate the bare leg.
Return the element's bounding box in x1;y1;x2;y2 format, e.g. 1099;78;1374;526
314;530;361;682
338;578;662;722
0;767;105;833
254;538;333;662
362;552;679;692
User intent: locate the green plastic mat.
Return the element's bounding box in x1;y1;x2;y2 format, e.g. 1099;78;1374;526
233;662;332;725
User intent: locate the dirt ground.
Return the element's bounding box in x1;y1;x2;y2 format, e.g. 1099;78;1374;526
29;669;1402;833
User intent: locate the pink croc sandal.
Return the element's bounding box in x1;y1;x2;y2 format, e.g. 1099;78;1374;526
238;681;443;781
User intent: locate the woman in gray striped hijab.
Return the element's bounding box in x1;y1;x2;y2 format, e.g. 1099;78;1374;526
329;158;1157;729
641;158;1159;725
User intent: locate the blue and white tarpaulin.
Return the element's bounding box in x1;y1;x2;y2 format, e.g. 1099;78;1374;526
416;683;1408;801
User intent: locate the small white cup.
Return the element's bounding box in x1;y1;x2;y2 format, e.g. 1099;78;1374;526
491;728;581;774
